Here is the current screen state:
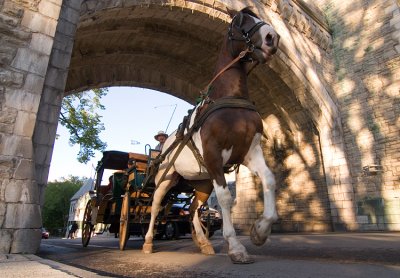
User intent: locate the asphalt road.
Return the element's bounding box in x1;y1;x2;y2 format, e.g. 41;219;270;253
37;232;400;277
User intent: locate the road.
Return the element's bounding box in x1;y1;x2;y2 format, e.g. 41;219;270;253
38;232;400;277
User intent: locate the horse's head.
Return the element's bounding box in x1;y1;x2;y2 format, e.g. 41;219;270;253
227;7;280;64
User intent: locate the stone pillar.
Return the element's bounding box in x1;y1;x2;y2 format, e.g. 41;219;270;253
0;0;62;254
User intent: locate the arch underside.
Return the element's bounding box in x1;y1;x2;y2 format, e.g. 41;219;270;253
65;4;332;231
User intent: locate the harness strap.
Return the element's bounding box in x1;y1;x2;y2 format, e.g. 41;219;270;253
152;96;258;187
193;97;257;131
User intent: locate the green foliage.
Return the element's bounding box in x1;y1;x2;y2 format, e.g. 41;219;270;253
42;176;84;235
59;88;108;163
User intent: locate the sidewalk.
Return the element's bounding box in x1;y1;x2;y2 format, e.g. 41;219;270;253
0;254;103;277
1;232;400;277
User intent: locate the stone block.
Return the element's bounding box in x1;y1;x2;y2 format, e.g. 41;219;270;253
13;159;35;180
0;108;17;125
36;103;61;124
11;48;50;77
0;135;33;158
0;156;14;180
41;87;63;106
0;44;17;65
23;73;45;94
38;1;62;20
44;67;68;90
50;48;72;69
0;229;12;253
33;121;58;146
10;228;42;253
0;69;24;87
4;179;23;203
5;89;41;113
64;0;84;11
13;111;36;137
4;179;39;204
55;18;78;37
35;164;50;188
30;33;54;56
4;203;41;229
59;3;80;24
0;201;5;226
52;32;75;52
33;144;52;166
21;10;58;37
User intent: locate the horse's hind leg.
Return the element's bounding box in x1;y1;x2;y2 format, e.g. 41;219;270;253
189;180;214;255
143;171;178;254
244;134;278;246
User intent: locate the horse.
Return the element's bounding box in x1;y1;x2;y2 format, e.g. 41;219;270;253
143;7;280;264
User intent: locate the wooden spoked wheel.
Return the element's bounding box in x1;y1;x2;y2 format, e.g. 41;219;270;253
119;192;131;251
82;200;94;247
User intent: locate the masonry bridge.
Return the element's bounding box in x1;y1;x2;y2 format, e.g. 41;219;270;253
1;0;399;254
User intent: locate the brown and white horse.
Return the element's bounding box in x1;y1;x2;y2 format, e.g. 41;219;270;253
143;7;280;264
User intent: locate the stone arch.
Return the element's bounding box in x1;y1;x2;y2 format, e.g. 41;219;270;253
1;0;355;253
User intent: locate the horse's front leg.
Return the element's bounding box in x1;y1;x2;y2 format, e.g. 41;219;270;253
143;171;177;254
244;138;278;246
214;182;254;264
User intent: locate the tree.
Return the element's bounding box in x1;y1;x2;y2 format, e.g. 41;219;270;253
59;88;108;163
42;176;84;235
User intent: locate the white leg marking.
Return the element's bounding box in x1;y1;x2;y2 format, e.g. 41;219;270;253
244;134;278;245
214;181;251;263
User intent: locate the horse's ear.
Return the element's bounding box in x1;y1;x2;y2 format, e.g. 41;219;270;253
226;6;258;23
226;7;238;19
226;7;243;27
241;7;259;19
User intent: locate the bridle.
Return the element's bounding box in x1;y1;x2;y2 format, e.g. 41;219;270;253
228;13;267;60
200;12;268;96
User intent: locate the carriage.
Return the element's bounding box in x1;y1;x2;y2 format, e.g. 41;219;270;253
81;148;221;250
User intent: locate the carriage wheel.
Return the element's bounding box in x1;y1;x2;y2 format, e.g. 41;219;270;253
82;200;94;247
119;192;130;251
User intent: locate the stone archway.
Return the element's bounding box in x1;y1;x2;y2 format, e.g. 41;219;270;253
1;0;353;253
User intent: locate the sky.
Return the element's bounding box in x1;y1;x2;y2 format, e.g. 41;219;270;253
48;87;194;181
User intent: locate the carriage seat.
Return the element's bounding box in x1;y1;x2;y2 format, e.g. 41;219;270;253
112;171;126;199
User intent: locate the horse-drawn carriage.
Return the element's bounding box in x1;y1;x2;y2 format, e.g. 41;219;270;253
81;148;221;250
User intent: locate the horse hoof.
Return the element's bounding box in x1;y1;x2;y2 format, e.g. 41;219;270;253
142;242;153;254
200;243;215;255
229;252;254;264
250;223;267;246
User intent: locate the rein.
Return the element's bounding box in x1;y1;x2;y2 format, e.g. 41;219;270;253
201;49;250;96
200;13;265;97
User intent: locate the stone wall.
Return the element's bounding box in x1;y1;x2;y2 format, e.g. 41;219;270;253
0;0;62;253
316;0;400;231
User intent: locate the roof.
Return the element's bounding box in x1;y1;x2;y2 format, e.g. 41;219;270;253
70;178;94;201
97;150;130;171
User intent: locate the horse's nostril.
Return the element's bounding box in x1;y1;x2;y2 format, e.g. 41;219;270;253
265;33;274;46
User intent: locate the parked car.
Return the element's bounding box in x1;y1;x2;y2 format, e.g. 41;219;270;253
41;228;49;239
